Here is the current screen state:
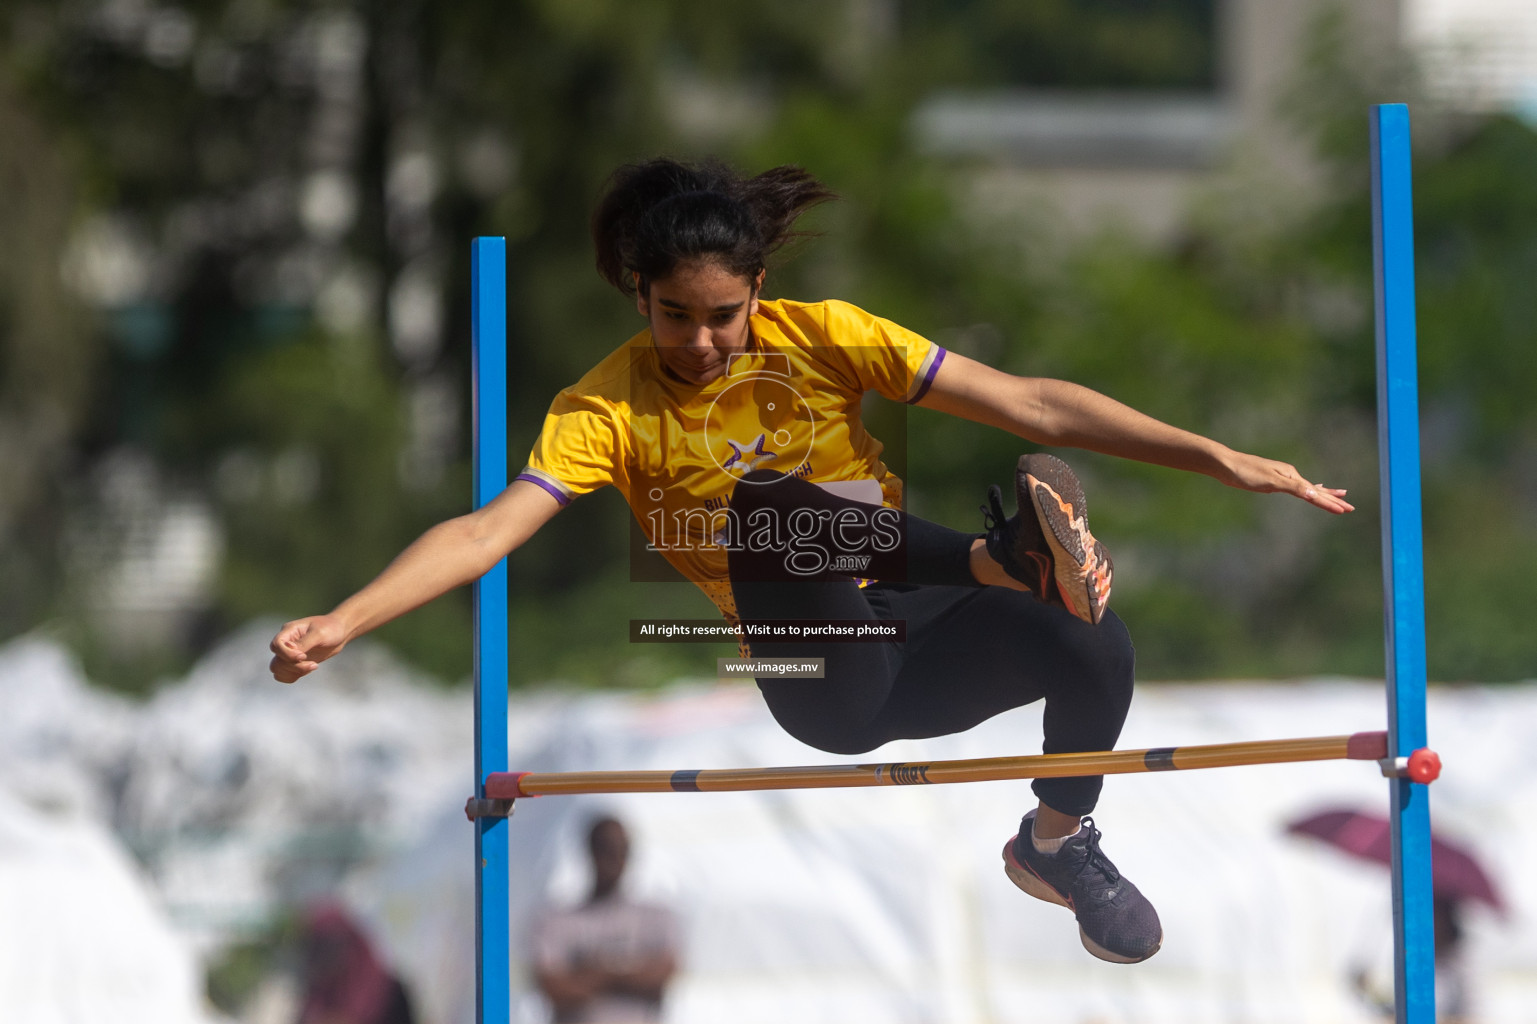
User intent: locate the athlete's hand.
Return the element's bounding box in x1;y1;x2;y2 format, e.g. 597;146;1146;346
1221;452;1355;514
269;615;352;683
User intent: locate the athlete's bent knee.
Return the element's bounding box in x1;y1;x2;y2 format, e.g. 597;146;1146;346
728;470;789;514
757;683;886;755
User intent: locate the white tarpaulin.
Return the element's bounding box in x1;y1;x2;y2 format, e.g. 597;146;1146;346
0;638;219;1024
0;625;471;954
0;783;214;1024
352;680;1537;1024
2;627;1532;1024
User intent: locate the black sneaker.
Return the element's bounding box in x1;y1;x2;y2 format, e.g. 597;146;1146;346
1002;811;1162;964
1017;454;1113;624
981;483;1054;601
982;454;1113;624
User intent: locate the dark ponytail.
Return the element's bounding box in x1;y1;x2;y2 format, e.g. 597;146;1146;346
591;158;836;297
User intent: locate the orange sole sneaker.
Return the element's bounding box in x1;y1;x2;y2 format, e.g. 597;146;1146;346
1017;454;1113;624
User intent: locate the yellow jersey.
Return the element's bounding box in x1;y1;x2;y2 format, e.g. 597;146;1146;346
517;298;946;619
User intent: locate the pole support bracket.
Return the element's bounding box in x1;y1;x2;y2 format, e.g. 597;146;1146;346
465;796;515;821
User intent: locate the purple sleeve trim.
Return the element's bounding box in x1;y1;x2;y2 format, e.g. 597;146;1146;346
515;472;571;506
907;347;947;404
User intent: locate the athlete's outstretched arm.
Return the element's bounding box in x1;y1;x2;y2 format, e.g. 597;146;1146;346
919;351;1354;515
267;480;564;683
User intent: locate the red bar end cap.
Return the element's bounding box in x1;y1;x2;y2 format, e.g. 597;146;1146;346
1407;748;1442;784
1346;730;1389;760
485;771;534;799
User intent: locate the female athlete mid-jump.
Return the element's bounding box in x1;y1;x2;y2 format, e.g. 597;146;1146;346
270;159;1352;964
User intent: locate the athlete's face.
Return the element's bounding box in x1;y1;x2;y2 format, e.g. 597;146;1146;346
638;260;762;386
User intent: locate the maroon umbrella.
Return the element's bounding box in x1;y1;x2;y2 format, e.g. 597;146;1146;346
1286;808;1506;914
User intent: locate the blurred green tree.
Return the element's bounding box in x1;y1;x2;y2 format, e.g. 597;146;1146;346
1;0;1533;689
0;68;98;647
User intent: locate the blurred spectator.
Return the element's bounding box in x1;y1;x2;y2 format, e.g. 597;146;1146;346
1434;895;1473;1024
1289;808;1500;1023
533;816;680;1023
1349;897;1473;1023
297;903;415;1024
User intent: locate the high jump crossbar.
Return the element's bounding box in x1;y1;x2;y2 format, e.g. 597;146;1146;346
463;731;1438;808
468;102;1436;1023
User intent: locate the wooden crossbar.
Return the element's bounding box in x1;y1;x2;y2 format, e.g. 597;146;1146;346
480;731;1392;800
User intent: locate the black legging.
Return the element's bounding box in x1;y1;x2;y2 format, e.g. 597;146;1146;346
726;470;1135;816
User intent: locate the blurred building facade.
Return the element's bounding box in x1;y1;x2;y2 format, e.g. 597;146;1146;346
911;0;1404;244
1407;0;1537;117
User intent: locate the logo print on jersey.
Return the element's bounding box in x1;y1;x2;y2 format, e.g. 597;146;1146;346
722;433;778;473
705;353;815;480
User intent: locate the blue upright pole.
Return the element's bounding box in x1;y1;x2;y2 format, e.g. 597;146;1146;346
472;237;511;1024
1369;104;1435;1024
